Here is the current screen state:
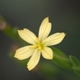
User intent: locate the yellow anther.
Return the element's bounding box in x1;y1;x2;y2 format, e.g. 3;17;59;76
29;45;37;49
38;46;42;50
29;38;43;50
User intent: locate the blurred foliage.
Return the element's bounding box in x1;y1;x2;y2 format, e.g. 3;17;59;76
70;56;80;77
52;47;72;70
0;15;27;45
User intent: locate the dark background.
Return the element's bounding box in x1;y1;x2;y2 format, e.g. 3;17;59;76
0;0;80;80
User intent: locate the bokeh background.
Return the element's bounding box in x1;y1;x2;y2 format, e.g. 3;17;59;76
0;0;80;80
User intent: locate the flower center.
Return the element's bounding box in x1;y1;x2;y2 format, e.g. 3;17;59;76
37;42;43;50
29;38;43;50
36;38;43;50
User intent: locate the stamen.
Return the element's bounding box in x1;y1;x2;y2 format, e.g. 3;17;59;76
29;45;37;49
38;46;42;50
29;38;43;50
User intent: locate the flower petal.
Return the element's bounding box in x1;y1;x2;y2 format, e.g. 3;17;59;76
39;17;52;41
42;47;53;59
27;49;41;70
43;33;66;46
14;46;35;60
18;28;37;44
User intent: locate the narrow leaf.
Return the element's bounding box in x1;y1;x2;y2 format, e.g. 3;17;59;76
72;67;80;77
52;47;71;70
69;56;80;76
69;55;80;67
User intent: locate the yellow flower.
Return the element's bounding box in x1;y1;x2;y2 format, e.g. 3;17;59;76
14;17;66;70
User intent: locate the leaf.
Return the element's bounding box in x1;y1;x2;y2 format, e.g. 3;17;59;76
72;67;80;77
3;25;18;40
69;56;80;76
52;47;71;70
69;56;80;67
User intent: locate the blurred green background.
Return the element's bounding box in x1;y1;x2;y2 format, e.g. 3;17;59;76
0;0;80;80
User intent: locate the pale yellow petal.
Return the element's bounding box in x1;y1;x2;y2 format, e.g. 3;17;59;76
39;17;52;41
27;49;41;70
43;33;66;46
42;47;53;59
14;46;35;60
18;28;37;44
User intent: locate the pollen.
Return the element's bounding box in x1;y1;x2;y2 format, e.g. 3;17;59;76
37;42;43;50
36;38;43;50
29;38;43;50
